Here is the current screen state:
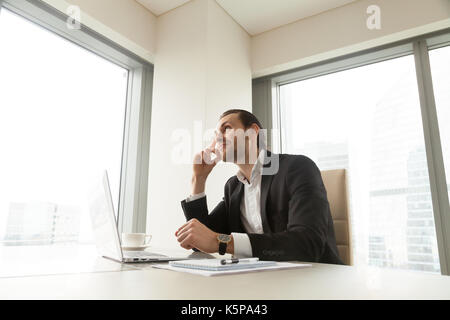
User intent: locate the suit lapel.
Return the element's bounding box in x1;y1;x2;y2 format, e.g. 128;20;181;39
260;150;275;233
260;173;274;233
229;182;244;232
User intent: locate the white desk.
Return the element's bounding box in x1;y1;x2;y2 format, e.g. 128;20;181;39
0;245;449;299
0;244;134;278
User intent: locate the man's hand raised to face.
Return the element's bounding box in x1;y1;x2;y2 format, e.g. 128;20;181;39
191;137;222;195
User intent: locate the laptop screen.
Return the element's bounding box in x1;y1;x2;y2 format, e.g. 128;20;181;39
88;171;123;261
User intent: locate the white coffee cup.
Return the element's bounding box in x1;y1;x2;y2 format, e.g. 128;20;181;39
121;233;152;247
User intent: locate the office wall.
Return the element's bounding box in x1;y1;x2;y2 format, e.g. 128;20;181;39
146;0;251;249
251;0;450;78
41;0;156;62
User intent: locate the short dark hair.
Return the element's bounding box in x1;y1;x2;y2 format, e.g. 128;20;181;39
219;109;265;149
219;109;263;130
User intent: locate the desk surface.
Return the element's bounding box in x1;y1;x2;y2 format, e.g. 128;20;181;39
0;246;449;299
0;244;134;278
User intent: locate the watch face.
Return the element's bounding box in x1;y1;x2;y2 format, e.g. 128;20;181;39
218;234;231;242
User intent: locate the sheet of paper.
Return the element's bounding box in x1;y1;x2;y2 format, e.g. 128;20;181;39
169;259;276;271
152;262;312;277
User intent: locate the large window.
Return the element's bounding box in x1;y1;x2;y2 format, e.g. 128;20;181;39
0;1;152;249
429;45;450;202
0;8;127;245
262;33;450;275
279;54;440;273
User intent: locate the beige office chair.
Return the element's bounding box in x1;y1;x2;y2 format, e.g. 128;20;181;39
320;169;352;265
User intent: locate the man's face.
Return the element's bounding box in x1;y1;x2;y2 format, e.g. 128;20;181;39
214;113;258;163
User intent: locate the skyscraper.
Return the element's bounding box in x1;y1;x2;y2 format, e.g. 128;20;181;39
3;202;80;246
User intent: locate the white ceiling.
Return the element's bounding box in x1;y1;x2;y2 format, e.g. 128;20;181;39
136;0;359;35
216;0;359;35
136;0;191;16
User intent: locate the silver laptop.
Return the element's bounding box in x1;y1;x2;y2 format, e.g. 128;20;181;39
88;171;188;263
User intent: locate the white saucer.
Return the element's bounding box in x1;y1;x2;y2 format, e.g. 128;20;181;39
121;244;152;251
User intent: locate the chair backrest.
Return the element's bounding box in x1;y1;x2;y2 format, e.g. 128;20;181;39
320;169;352;265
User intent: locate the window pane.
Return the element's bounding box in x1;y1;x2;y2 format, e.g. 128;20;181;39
0;9;128;246
279;54;441;273
429;45;450;202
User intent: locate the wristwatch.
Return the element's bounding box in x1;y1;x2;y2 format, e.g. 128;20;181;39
217;234;232;255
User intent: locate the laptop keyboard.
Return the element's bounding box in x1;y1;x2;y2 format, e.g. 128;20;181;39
124;251;168;258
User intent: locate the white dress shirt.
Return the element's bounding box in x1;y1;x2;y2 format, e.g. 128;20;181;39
186;150;265;258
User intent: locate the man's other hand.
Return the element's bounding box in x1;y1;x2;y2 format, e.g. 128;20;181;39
175;218;219;253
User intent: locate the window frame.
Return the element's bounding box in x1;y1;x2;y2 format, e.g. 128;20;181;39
0;0;153;235
252;29;450;275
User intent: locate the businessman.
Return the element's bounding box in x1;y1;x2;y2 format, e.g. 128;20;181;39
175;109;343;264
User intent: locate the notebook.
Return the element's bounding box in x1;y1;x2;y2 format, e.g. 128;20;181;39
154;261;312;277
169;259;276;271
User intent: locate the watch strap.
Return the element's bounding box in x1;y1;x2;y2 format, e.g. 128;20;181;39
219;241;227;255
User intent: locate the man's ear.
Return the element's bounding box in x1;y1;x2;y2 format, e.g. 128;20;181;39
249;123;260;136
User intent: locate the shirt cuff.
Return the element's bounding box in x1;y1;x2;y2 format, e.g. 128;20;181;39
186;192;206;203
231;232;253;258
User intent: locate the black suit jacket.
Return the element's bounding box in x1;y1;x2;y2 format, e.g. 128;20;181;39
180;150;343;264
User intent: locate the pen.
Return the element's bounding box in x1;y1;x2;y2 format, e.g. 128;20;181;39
220;257;259;265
